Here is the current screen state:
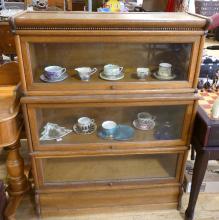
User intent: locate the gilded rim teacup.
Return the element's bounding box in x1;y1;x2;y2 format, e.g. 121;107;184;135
44;66;66;80
77;117;95;132
102;120;117;137
104;64;123;76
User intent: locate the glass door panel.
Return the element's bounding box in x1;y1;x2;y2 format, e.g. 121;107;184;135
42;154;178;184
32;104;187;146
29;42;192;85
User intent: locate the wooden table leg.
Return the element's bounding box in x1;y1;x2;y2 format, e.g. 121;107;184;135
4;141;29;220
185;150;209;220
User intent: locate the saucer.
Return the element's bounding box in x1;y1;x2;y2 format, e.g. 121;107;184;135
40;72;68;83
153;72;176;80
114;125;134;141
98;130;115;140
133;119;155;130
98;124;134;141
73;123;97;135
100;72;124;81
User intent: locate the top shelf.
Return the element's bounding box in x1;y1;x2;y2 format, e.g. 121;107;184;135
11;11;210;32
12;11;208;95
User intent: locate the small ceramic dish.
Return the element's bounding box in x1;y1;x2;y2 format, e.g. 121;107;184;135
40;72;68;83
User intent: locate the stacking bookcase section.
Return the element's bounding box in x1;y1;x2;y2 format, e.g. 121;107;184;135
22;94;197;151
31;149;186;216
12;11;209;217
11;11;209;96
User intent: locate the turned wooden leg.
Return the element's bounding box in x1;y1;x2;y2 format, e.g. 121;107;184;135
4;141;29;220
185;149;209;220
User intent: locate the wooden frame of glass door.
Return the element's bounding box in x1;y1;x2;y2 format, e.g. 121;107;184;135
22;96;196;151
17;34;202;96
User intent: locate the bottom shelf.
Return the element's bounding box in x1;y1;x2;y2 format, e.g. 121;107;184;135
36;184;180;217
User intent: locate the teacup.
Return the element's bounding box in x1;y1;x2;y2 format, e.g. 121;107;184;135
104;64;123;76
158;63;172;77
75;67;97;81
137;112;156;127
102;121;117;137
137;68;150;79
77;117;95;132
44;66;66;80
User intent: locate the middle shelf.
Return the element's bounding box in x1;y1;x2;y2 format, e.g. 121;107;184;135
23;95;195;151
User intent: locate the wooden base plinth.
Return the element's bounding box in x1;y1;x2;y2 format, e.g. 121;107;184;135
36;185;179;218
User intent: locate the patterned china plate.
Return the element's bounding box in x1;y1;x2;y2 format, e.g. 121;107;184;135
153;72;176;80
133;119;155;131
73;123;97;135
40;72;68;83
100;72;124;81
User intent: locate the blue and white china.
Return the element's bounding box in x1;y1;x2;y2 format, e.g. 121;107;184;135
44;65;66;80
40;72;68;83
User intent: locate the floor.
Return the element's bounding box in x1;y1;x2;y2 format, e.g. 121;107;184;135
1;39;219;220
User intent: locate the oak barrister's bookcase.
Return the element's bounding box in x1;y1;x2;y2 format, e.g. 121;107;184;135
11;11;209;217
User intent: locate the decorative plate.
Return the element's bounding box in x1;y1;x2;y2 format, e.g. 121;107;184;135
100;72;124;81
73;123;97;135
153;72;176;80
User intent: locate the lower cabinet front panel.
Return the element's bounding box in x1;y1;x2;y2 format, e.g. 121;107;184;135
31;147;186;216
37;184;179;217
